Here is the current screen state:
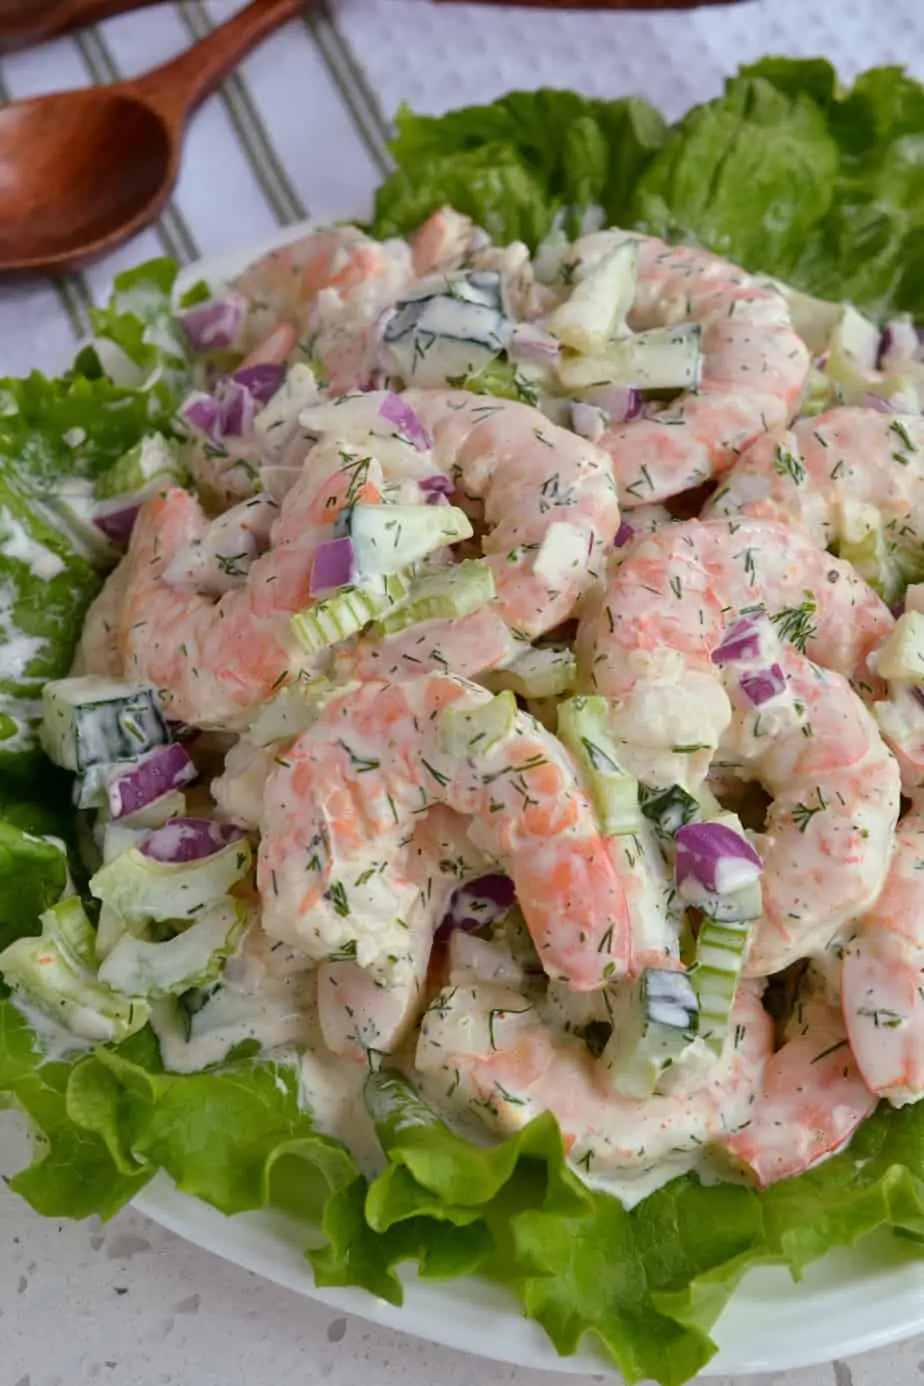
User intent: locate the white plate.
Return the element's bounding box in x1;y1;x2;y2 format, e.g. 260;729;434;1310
125;227;924;1376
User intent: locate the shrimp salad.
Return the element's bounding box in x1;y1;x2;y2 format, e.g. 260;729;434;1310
5;199;924;1375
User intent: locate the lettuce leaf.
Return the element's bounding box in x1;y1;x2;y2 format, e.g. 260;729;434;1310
372;60;924;319
0;822;68;951
373;89;666;248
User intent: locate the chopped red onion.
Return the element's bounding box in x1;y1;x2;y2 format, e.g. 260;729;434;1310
911;686;924;712
711;616;765;666
108;743;197;820
862;392;894;414
310;536;356;594
232;362;286;405
571;401;607;442
216;378;257;439
738;663;787;706
177;294;247;353
506;322;561;367
878;319;922;370
419;474;454;496
93;501;142;548
378;393;432;451
614;519;634;548
179;391;221;440
891;599;906;619
583;383;642;423
140;817;244;864
435;873;515;942
675;822;763;899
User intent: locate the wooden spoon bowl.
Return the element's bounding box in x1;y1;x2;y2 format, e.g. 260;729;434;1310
0;89;174;265
0;0;304;274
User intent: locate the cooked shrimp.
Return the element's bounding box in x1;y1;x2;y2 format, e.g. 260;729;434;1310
721;970;876;1186
71;564;129;678
578;516;893;790
115;442;385;727
416;966;772;1177
334;388;621;681
705;408;924;582
316;805;492;1061
569;229;810;505
257;674;640;992
732;652;899;977
842;808;924;1106
229;223;413;361
410;206;477;276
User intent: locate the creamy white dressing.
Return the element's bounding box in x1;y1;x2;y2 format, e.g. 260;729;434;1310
0;632;45;681
10;994;95;1062
0;510;65;579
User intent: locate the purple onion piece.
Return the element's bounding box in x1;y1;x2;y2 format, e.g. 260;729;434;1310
435;873;516;942
506;323;561;367
177;294;246;354
911;686;924;712
711;616;765;666
614;519;634;548
419;474;454;496
862;392;894;414
310;535;356;595
232;362;286;405
891;599;906;619
140;817;244;864
216;378;257;439
584;383;641;423
93;502;142;547
738;663;787;707
179;391;221;440
378;393;432;451
878;319;921;370
571;401;606;442
108;743;197;820
675;822;763;898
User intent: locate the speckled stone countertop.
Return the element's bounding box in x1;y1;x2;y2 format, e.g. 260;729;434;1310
4;1183;924;1386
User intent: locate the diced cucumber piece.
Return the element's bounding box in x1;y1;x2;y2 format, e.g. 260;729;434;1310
0;895;149;1043
483;644;577;699
638;782;700;840
873;611;924;682
600;967;699;1098
373;559;496;637
348;503;472;575
557;324;702;392
41;676;169;773
692;916;752;1054
94;433;185;500
546;242;638;353
290;573;410;655
438;690;517;759
99;898;250;998
90;837;253;924
557;696;642;835
383;272;511;388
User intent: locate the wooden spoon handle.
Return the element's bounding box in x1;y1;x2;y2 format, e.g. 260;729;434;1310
0;0;162;51
130;0;305;126
432;0;742;7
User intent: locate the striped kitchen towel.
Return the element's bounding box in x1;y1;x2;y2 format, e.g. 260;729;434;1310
1;0;919;376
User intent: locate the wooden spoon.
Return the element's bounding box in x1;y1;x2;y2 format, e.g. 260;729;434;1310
0;0;747;50
0;0;305;274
